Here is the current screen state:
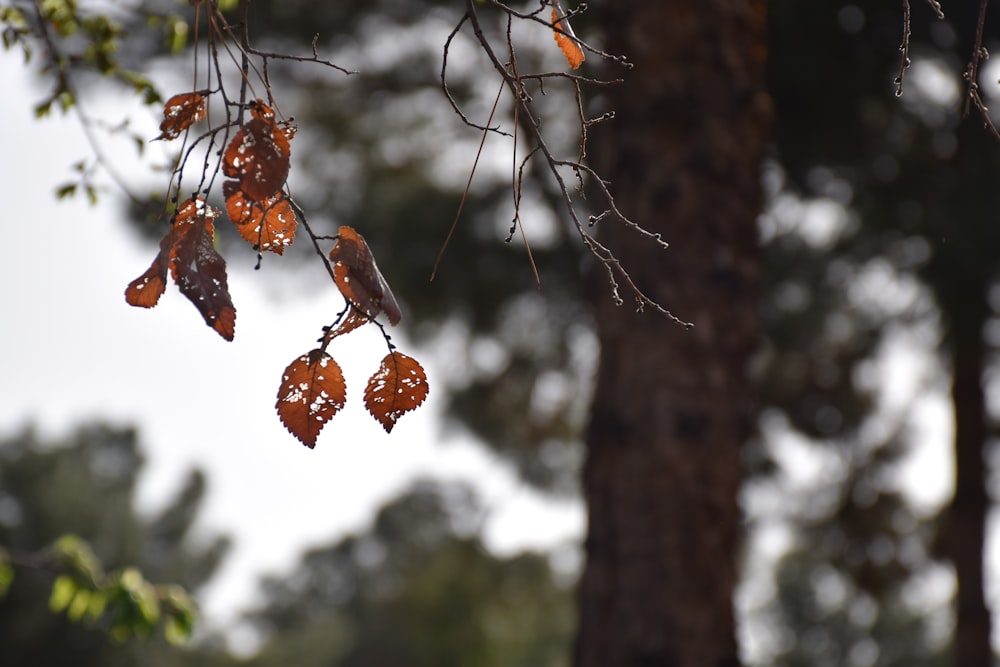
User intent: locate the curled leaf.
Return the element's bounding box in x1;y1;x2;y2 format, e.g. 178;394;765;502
329;226;402;325
276;349;347;447
364;351;429;433
126;198;236;341
156;92;206;140
552;2;585;69
167;200;236;341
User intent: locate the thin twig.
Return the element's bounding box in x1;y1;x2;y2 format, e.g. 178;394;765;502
462;0;688;325
895;0;911;97
431;78;507;281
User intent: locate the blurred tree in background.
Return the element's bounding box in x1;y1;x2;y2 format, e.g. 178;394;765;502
752;1;1000;665
243;480;573;667
0;425;572;666
0;424;231;667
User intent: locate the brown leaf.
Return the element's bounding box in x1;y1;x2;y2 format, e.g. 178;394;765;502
364;351;428;433
125;198;236;340
223;99;291;201
156;92;207;140
552;3;585;70
223;180;297;254
169;199;236;340
329;226;402;325
276;349;347;447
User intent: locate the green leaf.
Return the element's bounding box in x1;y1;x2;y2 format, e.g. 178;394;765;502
164;613;193;645
55;183;78;199
168;18;188;53
0;6;28;26
132;134;145;157
0;558;13;599
34;99;53;118
49;575;77;613
67;588;91;621
57;90;76;113
51;534;103;587
87;589;107;620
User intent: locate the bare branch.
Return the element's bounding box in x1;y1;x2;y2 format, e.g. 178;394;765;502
455;0;688;325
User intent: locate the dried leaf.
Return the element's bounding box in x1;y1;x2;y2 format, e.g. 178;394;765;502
364;351;428;433
169;199;236;340
325;308;371;341
156;92;206;140
552;3;585;69
223;99;291;201
124;255;166;308
329;226;402;325
223;180;297;254
125;198;236;340
276;349;347;447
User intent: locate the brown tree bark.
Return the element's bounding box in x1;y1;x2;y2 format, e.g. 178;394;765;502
948;325;991;667
575;2;768;665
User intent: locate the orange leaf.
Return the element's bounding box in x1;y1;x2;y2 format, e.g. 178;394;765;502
329;226;402;325
364;351;428;433
326;308;371;340
223;180;297;254
552;3;585;70
156;92;207;140
223;99;291;201
276;349;347;447
125;255;167;308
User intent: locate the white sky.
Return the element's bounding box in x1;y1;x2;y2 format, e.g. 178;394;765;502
0;57;583;636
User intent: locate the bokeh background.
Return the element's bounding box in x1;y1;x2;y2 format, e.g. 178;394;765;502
3;1;1000;665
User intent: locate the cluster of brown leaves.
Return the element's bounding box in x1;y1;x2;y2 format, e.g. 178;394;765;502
126;94;427;446
221;100;298;255
276;225;427;446
127;94;299;340
276;348;428;447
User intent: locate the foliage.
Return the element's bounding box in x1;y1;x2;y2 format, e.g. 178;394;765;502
27;534;198;645
0;425;574;665
0;424;230;666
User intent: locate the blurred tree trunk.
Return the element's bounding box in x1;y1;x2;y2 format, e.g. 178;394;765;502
935;120;996;667
948;308;990;667
575;1;768;665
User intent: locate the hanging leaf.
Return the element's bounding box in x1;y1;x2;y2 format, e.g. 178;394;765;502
222;99;291;201
168;199;236;341
276;349;347;447
551;2;585;70
223;180;297;254
127;198;236;339
326;308;371;340
364;351;429;433
329;225;402;325
155;92;207;140
125;254;167;308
